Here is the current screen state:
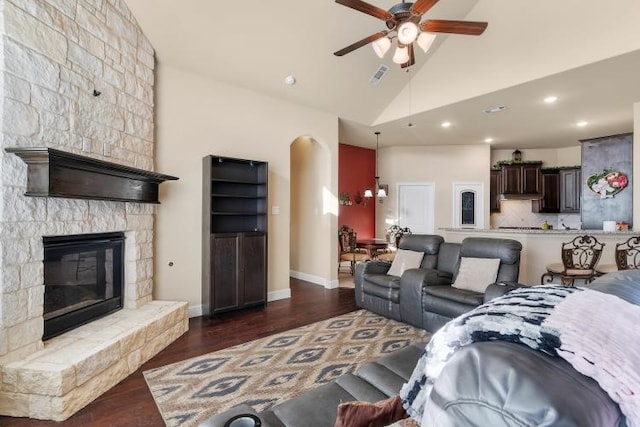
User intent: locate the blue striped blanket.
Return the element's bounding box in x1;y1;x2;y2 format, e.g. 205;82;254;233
400;285;640;427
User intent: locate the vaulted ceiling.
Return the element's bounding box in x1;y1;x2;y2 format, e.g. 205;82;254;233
125;0;640;149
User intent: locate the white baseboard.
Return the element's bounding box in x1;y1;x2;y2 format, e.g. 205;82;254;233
289;270;338;289
188;304;203;318
268;288;291;301
187;289;291;318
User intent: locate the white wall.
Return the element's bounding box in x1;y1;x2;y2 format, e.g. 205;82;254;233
376;145;491;235
290;137;337;287
378;0;640;123
490;147;581;168
153;65;339;313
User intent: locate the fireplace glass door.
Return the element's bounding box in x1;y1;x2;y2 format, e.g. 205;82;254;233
43;232;124;340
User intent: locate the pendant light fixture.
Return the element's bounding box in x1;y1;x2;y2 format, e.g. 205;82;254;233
365;131;387;199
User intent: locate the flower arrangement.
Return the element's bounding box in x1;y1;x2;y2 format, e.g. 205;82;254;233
338;192;352;206
586;169;628;199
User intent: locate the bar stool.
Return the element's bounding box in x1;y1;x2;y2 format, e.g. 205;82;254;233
541;235;605;286
595;236;640;275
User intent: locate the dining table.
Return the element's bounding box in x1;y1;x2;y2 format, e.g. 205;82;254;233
356;238;389;258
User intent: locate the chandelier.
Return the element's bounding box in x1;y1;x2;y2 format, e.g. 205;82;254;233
364;131;387;199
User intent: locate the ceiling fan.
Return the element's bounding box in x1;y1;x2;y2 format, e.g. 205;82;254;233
334;0;488;68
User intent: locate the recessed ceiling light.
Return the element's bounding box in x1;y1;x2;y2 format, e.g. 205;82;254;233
483;105;506;114
544;96;558;104
441;121;451;128
576;120;588;127
484;137;493;143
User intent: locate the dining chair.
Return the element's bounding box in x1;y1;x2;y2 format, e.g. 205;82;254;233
595;236;640;275
541;235;605;286
377;227;412;262
338;226;369;275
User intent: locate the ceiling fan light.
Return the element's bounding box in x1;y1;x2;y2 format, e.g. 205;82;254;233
392;45;410;64
417;32;436;53
397;21;419;45
372;37;391;58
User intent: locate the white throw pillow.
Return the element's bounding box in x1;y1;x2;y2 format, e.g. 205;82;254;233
452;257;501;293
387;249;424;277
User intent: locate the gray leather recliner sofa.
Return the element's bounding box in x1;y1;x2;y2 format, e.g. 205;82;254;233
198;340;427;427
355;235;523;332
201;270;637;427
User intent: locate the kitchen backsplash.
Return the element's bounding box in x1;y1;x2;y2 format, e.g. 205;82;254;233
491;200;581;229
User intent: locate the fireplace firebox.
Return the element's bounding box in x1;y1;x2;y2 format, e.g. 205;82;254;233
43;232;125;340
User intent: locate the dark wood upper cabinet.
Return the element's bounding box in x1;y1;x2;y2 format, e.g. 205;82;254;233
533;169;560;213
533;167;581;214
499;163;542;195
560;168;581;213
490;170;501;212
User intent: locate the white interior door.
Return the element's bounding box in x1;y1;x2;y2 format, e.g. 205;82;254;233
397;183;435;234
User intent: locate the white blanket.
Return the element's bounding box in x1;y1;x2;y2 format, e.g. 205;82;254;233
400;285;640;427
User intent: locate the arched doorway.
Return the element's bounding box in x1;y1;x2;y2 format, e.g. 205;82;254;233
290;136;338;288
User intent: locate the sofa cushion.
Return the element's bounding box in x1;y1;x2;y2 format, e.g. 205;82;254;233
388;249;424;277
424;285;484;307
452;257;500;293
398;235;443;270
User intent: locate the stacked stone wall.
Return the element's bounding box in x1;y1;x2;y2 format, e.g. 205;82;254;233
0;0;155;363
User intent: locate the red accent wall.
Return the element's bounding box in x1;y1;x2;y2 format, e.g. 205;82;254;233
339;143;375;239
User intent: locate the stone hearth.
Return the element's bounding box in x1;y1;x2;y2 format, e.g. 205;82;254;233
1;301;187;421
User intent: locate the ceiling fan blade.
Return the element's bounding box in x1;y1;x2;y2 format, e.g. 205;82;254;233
335;0;393;21
410;0;440;15
421;19;488;35
334;31;388;56
401;43;415;68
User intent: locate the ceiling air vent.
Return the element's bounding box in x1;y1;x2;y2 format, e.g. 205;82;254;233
484;105;507;114
369;65;389;85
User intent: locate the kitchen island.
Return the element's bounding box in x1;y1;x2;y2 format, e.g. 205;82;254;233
442;228;637;285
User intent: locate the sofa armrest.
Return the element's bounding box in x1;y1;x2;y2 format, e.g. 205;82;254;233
354;261;393;300
398;268;430;328
483;282;529;303
399;268;450;328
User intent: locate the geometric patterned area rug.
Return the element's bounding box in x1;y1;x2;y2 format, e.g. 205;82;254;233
143;309;430;427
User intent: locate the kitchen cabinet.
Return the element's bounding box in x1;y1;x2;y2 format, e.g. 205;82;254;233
500;163;542;195
490;170;501;212
560;168;581;213
533;169;560;213
202;155;268;316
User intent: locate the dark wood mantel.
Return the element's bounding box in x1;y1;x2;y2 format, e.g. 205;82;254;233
5;147;179;204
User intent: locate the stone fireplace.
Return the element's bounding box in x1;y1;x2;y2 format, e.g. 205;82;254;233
43;232;125;340
0;0;187;421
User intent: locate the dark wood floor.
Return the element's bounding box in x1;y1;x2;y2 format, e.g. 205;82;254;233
1;279;357;427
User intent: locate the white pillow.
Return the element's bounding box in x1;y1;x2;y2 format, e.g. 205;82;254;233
452;257;501;293
387;249;424;277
